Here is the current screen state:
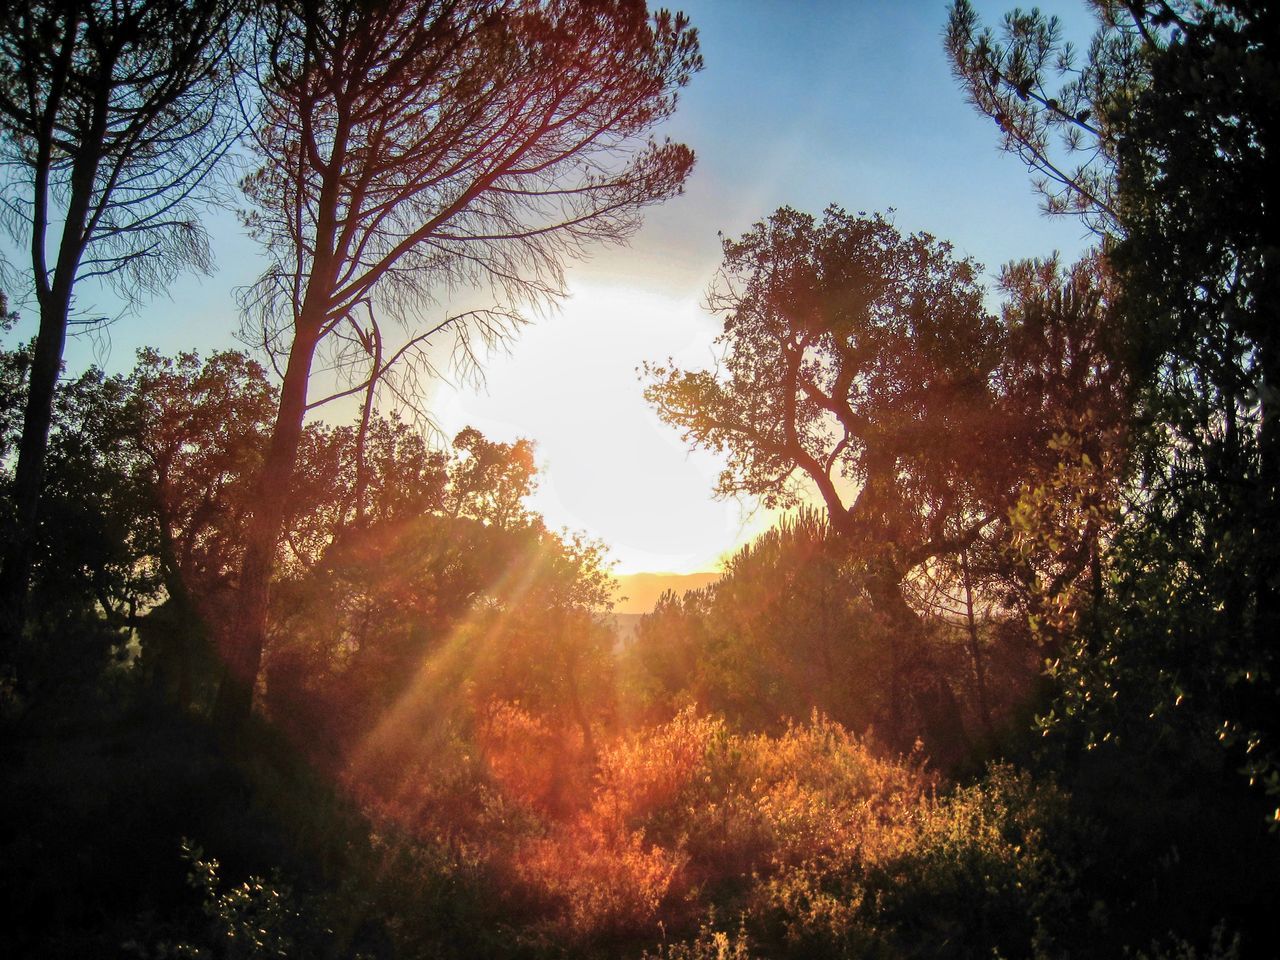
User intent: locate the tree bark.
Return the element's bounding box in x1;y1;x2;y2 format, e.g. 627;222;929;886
353;325;382;528
0;294;71;645
961;548;992;731
0;22;105;653
212;321;320;736
863;552;920;750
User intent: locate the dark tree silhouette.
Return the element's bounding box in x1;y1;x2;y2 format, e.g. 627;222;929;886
645;207;1009;744
950;0;1280;815
1110;1;1280;813
216;0;702;732
0;0;244;647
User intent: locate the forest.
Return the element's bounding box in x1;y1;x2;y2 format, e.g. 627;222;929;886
1;0;1277;957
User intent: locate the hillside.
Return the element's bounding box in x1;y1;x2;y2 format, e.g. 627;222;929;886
613;571;721;615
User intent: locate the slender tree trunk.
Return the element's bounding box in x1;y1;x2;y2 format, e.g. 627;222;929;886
864;553;919;750
213;99;349;735
212;321;320;735
0;33;104;653
1255;329;1280;697
566;666;596;764
353;327;382;528
1;292;74;641
0;238;89;649
960;548;992;731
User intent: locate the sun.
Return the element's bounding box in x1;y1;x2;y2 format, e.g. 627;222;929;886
431;280;776;576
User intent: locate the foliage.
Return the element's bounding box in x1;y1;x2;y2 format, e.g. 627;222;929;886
0;0;245;645
619;509;1041;761
265;426;618;774
162;840;300;960
863;764;1084;959
645;206;1000;528
217;0;705;734
6;3;1280;958
643;915;755;960
950;0;1280;823
1110;0;1280;821
945;0;1152;233
390;706;1103;957
644;206;1022;752
0;347;156;695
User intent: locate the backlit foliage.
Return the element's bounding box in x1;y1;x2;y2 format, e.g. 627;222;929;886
345;704;1088;956
5;2;1280;956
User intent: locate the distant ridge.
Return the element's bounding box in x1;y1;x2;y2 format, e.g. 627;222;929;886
613;571;721;615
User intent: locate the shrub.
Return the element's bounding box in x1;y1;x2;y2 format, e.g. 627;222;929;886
644;914;756;960
865;764;1086;959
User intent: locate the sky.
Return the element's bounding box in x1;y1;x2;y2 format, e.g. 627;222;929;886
6;0;1099;576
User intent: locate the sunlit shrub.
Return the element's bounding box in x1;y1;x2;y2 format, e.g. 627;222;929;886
125;840;301;960
643;914;756;960
497;709;932;944
517;820;688;940
590;710;931;888
343;703;1088;954
477;698;590;816
1132;925;1242;960
349;720;500;844
593;706;723;830
752;860;872;957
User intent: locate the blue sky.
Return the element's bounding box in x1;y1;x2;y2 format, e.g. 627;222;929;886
5;1;1101;573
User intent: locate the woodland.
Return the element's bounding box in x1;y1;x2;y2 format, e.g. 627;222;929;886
1;1;1278;957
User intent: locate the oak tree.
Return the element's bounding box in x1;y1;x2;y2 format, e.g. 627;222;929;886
645;207;1008;744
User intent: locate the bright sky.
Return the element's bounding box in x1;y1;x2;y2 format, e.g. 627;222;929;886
8;1;1098;576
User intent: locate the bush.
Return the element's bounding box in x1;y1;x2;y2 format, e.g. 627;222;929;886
865;764;1087;959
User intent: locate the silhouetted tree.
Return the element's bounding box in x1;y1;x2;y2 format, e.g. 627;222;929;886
646;207;1012;747
0;0;245;649
950;0;1280;815
992;255;1127;640
216;0;702;733
0;343;157;693
623;509;883;733
265;428;615;772
944;0;1153;236
121;350;276;703
1109;1;1280;814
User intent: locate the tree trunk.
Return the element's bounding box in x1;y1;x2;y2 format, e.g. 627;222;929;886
961;548;992;731
0;54;105;654
0;296;70;637
212;322;319;736
353;327;381;528
1257;330;1280;657
864;553;921;751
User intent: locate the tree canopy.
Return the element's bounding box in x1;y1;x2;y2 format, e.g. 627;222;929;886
0;0;245;644
217;0;703;732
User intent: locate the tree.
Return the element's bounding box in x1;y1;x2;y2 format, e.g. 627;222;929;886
0;343;159;694
1110;0;1280;814
949;0;1280;815
264;427;615;774
216;0;702;732
993;255;1127;635
122;349;276;704
944;0;1153;236
645;207;1011;747
0;0;245;646
622;509;890;735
